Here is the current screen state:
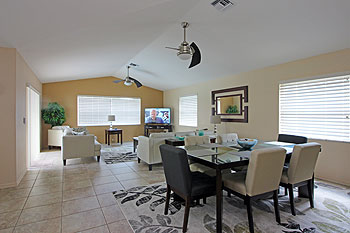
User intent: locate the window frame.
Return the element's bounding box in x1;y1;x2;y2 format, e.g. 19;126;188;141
278;73;350;143
179;94;198;127
77;95;141;126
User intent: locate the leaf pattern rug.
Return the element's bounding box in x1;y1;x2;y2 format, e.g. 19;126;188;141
113;181;350;233
101;143;138;164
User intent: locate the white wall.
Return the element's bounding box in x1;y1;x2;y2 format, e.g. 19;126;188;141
16;51;42;184
164;49;350;186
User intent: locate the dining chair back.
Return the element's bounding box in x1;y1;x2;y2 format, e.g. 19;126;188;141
245;147;287;196
280;142;321;216
159;144;192;196
184;136;210;146
287;142;321;184
278;134;307;144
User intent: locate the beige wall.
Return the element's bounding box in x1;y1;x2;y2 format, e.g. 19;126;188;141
164;49;350;186
0;48;17;188
0;48;41;188
16;52;42;182
42;77;163;148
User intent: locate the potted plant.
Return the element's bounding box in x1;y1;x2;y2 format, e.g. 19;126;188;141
42;102;66;128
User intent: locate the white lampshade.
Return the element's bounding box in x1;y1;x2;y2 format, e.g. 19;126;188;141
210;115;221;124
108;115;115;121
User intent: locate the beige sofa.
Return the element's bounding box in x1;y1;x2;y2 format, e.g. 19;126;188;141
62;134;101;166
136;130;216;170
48;126;70;148
137;132;175;170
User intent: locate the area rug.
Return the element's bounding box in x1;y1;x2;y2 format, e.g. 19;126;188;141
113;182;350;233
101;143;138;164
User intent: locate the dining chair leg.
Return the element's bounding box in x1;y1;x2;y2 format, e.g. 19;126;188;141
246;196;254;233
164;185;171;215
203;197;206;204
284;187;288;196
183;197;191;232
196;199;200;205
273;190;281;224
288;185;296;216
307;179;314;208
227;191;231;197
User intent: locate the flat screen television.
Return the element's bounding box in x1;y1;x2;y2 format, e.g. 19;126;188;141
145;108;171;124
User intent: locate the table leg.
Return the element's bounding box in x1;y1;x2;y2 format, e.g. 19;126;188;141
108;133;110;146
216;169;223;233
105;131;107;144
121;132;123;144
133;139;136;152
117;133;119;144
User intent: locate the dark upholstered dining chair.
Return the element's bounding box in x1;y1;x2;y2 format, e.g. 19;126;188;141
159;144;216;232
280;142;321;216
223;147;286;233
278;134;308;144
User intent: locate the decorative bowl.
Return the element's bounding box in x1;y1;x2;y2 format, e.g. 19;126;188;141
176;136;185;141
237;138;258;150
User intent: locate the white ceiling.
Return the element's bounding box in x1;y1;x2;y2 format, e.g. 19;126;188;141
0;0;349;90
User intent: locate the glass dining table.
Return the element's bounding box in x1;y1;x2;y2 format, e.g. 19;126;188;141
181;141;296;233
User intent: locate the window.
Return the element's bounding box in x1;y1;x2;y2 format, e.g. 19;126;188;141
279;74;350;142
179;95;198;127
78;95;141;126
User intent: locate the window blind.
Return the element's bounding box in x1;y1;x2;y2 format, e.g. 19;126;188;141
279;75;350;142
78;96;141;126
179;95;198;127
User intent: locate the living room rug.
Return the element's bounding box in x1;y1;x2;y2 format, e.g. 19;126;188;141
101;143;138;164
113;181;350;233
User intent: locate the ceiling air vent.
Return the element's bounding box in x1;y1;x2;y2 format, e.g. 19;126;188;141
211;0;234;11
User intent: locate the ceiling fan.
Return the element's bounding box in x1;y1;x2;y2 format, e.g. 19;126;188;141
113;63;142;88
166;22;201;68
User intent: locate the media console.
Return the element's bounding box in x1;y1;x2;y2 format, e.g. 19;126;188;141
144;124;173;136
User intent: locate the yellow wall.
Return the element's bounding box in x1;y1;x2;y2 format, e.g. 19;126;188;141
164;49;350;186
42;76;163;148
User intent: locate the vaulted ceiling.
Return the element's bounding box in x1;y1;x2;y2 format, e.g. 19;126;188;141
0;0;349;90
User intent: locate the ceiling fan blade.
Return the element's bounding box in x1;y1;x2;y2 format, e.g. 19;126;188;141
113;79;124;84
188;42;201;68
129;77;143;88
165;46;179;51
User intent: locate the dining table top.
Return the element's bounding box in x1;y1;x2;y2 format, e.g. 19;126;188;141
182;140;295;169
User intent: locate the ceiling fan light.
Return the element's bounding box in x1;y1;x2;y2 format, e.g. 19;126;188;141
177;53;192;60
124;80;133;86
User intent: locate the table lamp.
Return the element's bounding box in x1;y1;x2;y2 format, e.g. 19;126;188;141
210;115;221;134
108;115;115;129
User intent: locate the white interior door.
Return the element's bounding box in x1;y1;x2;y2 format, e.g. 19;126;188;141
27;86;40;167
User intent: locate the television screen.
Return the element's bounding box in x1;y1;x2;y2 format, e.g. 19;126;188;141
145;108;171;124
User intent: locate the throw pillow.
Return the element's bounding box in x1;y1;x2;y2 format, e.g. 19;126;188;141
63;128;73;136
72;131;86;136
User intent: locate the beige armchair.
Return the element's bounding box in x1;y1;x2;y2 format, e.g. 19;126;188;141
62;135;101;166
280;142;321;216
185;136;216;177
137;132;175;170
217;133;238;146
223;147;286;233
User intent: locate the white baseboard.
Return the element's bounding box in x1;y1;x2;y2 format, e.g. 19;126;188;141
315;175;350;187
16;169;27;186
0;181;17;189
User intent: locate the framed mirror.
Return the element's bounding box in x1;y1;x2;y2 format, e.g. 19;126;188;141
216;94;242;115
211;85;248;123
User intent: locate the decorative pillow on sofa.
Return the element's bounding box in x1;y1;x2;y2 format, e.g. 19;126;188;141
72;131;86;136
72;127;89;135
63;128;74;136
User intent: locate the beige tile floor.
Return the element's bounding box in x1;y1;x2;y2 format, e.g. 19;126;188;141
0;142;165;233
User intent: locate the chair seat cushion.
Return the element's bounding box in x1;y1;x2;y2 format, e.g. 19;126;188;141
280;167;289;184
223;172;247;195
191;172;216;197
